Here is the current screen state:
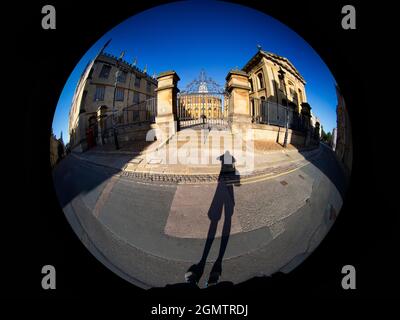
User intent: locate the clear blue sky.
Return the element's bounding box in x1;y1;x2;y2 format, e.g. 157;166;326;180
53;0;338;143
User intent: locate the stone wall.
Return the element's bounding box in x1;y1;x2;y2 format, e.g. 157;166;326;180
111;124;151;144
250;123;306;146
335;85;353;175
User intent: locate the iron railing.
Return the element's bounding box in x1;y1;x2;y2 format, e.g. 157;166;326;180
123;97;157;124
177;93;229;129
251;98;305;131
102;97;157;137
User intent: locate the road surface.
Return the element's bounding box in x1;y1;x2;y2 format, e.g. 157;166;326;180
53;143;347;288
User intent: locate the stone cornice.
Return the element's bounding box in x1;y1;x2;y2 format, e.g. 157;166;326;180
157;71;180;81
225;69;249;81
154;84;180;93
226;83;250;92
243;50;306;85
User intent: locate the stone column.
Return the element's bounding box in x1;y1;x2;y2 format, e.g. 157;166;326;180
152;71;180;142
226;70;252;134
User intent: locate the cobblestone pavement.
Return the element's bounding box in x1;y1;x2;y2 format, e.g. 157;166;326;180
118;155;314;185
73;139;321;185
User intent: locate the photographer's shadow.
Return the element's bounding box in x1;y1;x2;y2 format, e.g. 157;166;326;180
185;150;240;287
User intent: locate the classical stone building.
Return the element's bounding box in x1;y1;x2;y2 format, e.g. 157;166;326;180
178;71;223;120
178;93;222;120
335;85;352;174
68;49;157;152
242;49;308;117
221;48;319;146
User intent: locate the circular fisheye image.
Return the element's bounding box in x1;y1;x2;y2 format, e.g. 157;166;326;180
51;1;352;288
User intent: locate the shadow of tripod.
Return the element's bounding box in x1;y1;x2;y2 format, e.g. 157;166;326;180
185;150;240;286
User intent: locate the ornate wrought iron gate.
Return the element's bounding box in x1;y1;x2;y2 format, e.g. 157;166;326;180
177;70;229;130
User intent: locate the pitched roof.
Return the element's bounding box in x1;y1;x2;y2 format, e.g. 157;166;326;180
242;50;306;84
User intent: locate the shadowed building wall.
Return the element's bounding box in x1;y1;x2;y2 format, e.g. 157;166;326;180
335;85;353;175
68;51;157;152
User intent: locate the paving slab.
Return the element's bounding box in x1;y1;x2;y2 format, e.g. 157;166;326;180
165;184;243;238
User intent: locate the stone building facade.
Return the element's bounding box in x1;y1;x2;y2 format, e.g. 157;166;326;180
242;50;307;117
177;70;224;120
226;49;319;146
178;94;222;119
310;112;322;139
68;51;157;152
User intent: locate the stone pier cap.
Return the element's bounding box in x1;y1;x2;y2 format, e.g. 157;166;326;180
155;70;180;92
225;69;250;92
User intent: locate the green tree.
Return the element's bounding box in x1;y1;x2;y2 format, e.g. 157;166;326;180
320;126;332;144
326;131;332;144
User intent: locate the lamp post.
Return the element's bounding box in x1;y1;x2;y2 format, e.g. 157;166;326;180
112;69;121;150
278;68;289;148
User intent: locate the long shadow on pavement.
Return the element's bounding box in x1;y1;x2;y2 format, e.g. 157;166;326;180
53;154;122;208
184;150;241;287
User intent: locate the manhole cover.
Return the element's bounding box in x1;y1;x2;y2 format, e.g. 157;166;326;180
280;180;288;186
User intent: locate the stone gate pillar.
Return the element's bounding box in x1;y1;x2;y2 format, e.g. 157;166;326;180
153;71;180;142
226;70;252;134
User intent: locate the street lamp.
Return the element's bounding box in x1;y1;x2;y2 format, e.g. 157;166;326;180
278;68;289;148
112;69;121;150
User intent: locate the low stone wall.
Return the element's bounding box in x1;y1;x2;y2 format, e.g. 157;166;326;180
250;123;306;146
118;124;150;141
104;123;150;144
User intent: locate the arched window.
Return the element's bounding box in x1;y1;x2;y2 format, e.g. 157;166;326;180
257;72;265;90
249;78;254;92
260;96;266;107
298;89;304;104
